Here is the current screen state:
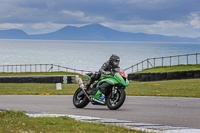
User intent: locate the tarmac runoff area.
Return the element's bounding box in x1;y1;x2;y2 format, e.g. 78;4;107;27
0;95;200;132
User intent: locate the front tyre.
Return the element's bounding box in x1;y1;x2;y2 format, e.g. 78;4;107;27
106;89;126;110
73;88;89;108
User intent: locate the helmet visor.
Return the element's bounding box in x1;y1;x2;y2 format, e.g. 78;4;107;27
114;61;119;66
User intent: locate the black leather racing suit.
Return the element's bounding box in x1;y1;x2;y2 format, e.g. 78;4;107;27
99;61;119;75
90;61;119;82
88;61;119;95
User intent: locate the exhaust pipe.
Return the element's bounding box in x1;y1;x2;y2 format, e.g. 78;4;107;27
78;78;90;100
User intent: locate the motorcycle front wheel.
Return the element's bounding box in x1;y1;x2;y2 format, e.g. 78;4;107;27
73;88;89;108
106;89;126;110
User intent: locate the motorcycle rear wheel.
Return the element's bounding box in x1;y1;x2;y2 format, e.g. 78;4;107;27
73;88;89;108
106;89;126;110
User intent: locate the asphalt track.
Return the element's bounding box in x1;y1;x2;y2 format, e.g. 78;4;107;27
0;95;200;129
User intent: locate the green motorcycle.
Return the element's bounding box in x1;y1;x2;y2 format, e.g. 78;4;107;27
73;68;129;110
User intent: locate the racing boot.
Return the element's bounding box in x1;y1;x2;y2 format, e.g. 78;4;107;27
84;81;93;94
85;76;95;90
85;83;90;90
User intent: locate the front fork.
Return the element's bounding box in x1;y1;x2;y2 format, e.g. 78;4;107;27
111;85;118;99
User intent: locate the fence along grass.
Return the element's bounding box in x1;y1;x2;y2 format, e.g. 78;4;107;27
124;53;200;74
1;53;199;75
0;64;92;75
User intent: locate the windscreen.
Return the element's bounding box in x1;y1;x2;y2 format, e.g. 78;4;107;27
114;68;124;72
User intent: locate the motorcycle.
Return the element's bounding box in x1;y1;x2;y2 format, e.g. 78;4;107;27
73;68;129;110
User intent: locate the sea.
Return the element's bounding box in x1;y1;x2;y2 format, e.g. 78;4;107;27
0;39;200;74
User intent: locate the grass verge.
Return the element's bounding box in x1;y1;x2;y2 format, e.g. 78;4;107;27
0;78;200;97
0;83;79;95
135;64;200;73
0;110;143;133
126;78;200;97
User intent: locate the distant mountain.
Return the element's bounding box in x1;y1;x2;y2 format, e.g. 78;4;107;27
0;24;199;42
0;29;28;39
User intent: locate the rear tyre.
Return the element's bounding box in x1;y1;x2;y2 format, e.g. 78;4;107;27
73;88;89;108
106;89;126;110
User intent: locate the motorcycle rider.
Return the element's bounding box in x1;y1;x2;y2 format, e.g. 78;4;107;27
85;54;120;101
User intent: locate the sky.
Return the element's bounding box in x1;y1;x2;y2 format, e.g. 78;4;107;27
0;0;200;38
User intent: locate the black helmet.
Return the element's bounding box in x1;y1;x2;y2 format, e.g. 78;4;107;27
109;54;120;68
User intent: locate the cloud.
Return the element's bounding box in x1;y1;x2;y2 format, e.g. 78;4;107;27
189;12;200;29
61;10;85;18
27;23;67;34
0;23;24;29
61;9;106;23
0;0;200;37
103;20;200;38
0;0;193;24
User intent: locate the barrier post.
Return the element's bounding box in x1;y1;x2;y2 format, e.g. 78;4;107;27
196;53;198;64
